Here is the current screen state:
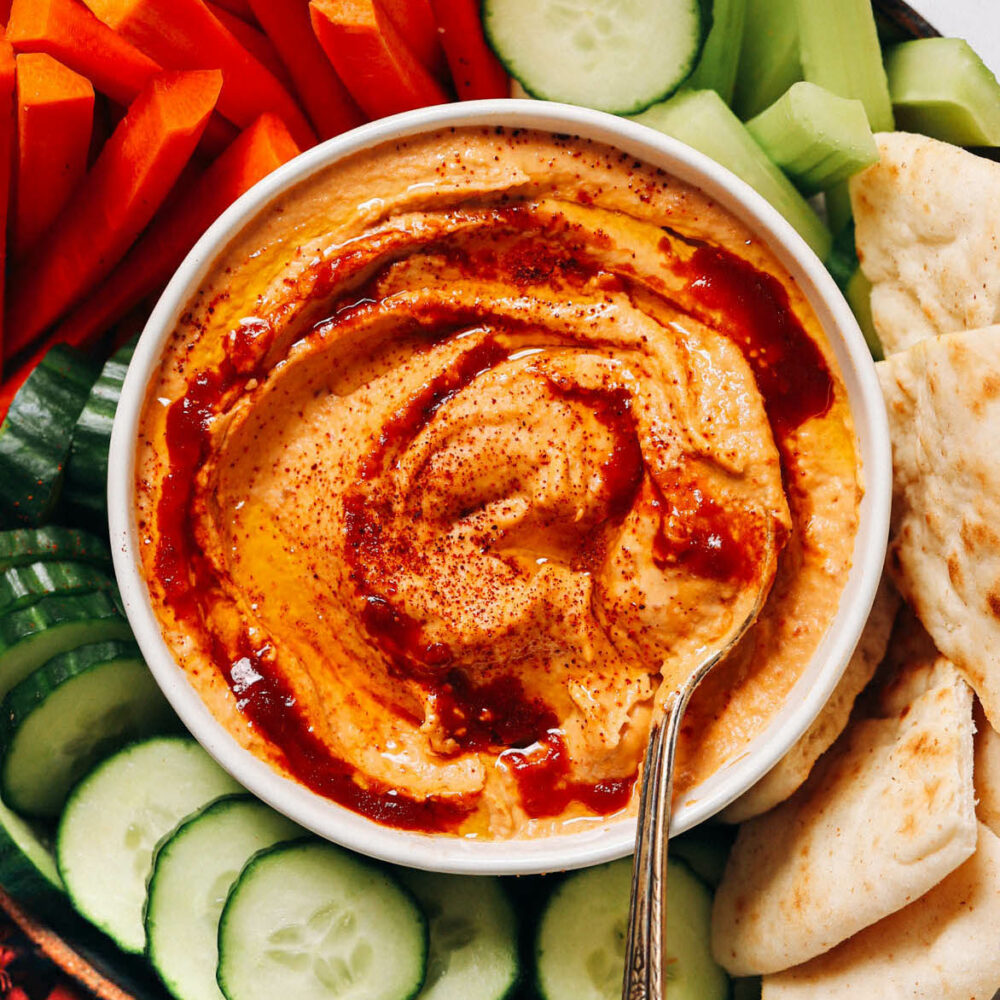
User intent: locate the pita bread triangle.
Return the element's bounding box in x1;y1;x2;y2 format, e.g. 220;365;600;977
712;615;976;976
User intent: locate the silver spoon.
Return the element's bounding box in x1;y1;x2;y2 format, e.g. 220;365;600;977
622;529;777;1000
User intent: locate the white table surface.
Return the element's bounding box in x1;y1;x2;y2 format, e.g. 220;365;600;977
907;0;1000;77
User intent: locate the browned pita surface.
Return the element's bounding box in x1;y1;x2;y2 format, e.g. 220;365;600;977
711;651;975;976
851;132;1000;355
762;823;1000;999
878;325;1000;733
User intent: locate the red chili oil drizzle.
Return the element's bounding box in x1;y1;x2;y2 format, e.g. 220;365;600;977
356;588;452;678
649;477;756;583
359;334;511;479
224;636;473;831
501;731;636;819
543;377;644;528
679;243;834;439
545;376;754;582
156;365;233;622
434;670;559;752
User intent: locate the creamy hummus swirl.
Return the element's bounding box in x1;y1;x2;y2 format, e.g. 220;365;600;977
136;127;859;838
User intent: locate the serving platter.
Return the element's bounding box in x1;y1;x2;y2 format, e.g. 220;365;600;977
0;1;973;998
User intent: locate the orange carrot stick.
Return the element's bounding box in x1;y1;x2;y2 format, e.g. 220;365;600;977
8;0;237;158
5;69;222;355
50;113;300;349
248;0;364;140
208;0;250;18
7;0;158;105
309;0;449;120
428;0;508;100
82;0;315;148
376;0;446;81
0;0;13;23
12;52;94;257
0;40;14;366
206;2;294;94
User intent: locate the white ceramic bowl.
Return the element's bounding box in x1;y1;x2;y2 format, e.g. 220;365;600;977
109;99;891;876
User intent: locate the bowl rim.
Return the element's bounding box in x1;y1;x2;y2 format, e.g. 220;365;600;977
108;98;891;876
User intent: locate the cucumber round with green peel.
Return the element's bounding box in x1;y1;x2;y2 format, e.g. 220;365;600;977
0;526;111;573
0;344;100;528
217;840;428;1000
0;589;132;702
534;858;728;1000
0;792;64;915
0;640;178;819
395;870;519;1000
0;560;113;616
483;0;709;115
63;340;136;526
56;736;242;955
146;795;303;1000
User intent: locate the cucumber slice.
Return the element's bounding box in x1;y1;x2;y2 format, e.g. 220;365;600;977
0;791;65;914
795;0;894;132
483;0;709;115
0;640;177;818
395;870;519;1000
632;89;832;259
732;0;801;120
687;0;747;104
0;526;111;573
885;38;1000;147
746;82;878;194
217;840;427;1000
0;560;113;616
63;340;136;527
534;858;728;1000
0;345;100;528
0;589;131;702
146;795;303;1000
56;736;242;954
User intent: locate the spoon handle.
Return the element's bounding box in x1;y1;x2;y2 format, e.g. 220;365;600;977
622;683;689;1000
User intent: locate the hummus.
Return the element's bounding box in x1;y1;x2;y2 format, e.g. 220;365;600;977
136;127;860;839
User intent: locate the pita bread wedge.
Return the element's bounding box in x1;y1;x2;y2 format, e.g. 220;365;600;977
974;701;1000;838
762;823;1000;1000
851;132;1000;355
878;325;1000;734
711;652;975;976
722;576;899;823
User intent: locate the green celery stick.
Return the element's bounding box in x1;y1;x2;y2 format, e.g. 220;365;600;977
732;0;801;120
825;219;859;293
824;181;853;236
823;222;881;358
688;0;748;105
846;268;881;359
886;38;1000;146
632;89;831;259
746;82;878;194
795;0;894;132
